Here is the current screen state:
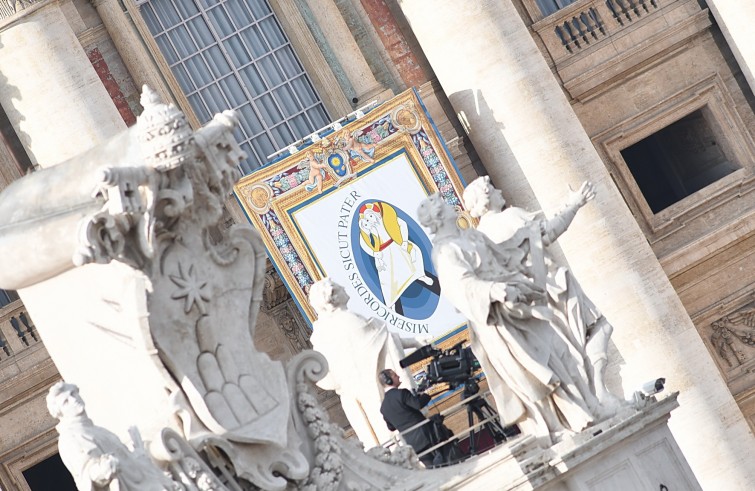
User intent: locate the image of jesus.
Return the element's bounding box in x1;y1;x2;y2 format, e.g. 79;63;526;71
357;201;433;311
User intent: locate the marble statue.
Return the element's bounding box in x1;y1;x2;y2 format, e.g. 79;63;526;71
0;85;697;490
308;278;422;448
47;382;176;491
463;176;621;408
417;193;609;445
0;86;465;491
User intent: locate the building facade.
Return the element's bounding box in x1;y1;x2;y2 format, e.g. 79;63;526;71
0;0;752;489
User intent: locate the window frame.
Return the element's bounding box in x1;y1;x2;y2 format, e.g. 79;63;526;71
1;427;60;491
124;0;351;168
595;74;755;240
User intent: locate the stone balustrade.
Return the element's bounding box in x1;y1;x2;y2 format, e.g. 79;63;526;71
0;300;39;362
534;0;661;60
532;0;708;99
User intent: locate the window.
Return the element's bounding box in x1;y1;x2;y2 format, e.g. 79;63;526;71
535;0;579;17
0;289;19;308
139;0;331;173
1;104;33;175
22;453;77;490
595;74;755;238
620;109;740;213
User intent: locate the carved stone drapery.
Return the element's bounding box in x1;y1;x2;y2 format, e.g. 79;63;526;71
0;0;39;21
710;302;755;369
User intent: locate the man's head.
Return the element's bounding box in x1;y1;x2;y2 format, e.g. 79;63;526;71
463;176;506;218
379;369;400;388
359;203;381;229
309;278;349;315
47;381;86;420
417;193;455;234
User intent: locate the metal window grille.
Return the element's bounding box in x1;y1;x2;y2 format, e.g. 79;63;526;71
139;0;331;173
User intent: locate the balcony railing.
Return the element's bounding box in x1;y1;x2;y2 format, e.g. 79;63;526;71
531;0;709;99
0;300;40;363
534;0;661;59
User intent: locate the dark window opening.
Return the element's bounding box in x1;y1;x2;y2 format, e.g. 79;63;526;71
0;289;19;308
22;453;77;491
0;105;33;175
620;109;740;213
536;0;579;17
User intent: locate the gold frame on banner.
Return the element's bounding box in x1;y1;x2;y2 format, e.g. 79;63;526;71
234;89;472;348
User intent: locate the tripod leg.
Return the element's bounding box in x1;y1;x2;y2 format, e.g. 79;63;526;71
478;400;508;442
467;405;477;455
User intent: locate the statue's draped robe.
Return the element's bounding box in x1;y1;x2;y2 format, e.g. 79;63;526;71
311;310;411;448
431;229;600;440
476;207;603;360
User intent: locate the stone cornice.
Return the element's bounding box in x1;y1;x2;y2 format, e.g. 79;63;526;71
76;23;108;47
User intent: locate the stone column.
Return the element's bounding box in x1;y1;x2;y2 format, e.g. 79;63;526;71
361;0;428;89
90;0;175;108
304;0;392;104
398;1;755;489
0;3;126;167
705;1;755;96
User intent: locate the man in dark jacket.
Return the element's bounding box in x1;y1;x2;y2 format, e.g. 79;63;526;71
379;369;438;467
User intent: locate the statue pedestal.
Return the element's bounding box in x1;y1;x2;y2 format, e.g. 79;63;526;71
444;393;701;491
540;393;700;491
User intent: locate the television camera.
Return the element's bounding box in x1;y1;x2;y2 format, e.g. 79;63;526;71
399;342;520;455
399;341;479;392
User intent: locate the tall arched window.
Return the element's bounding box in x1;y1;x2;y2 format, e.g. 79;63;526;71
139;0;331;173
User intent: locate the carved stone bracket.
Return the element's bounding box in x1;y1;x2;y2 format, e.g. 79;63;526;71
277;303;313;353
152;428;231;491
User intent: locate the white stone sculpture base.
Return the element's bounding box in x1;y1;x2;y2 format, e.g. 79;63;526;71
443;393;700;491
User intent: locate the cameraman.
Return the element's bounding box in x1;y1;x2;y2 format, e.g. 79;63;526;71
379;369;457;467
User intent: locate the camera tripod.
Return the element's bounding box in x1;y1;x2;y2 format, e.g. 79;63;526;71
461;378;519;455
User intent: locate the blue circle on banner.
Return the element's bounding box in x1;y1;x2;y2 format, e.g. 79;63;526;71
351;200;439;320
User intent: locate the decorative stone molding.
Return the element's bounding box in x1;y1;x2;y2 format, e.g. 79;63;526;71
277;303;313;354
710;302;755;369
263;267;291;310
76;24;108;48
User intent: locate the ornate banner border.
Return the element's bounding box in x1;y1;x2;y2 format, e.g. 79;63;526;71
234;89;470;342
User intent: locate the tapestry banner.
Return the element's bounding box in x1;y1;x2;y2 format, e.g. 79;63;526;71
234;89;470;340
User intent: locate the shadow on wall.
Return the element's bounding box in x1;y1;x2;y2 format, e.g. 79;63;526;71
0;38;34;181
447;88;539;210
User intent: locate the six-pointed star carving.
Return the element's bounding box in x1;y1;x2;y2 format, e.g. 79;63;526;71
170;262;210;314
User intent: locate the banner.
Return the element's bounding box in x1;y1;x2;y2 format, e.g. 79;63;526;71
234;89;471;341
